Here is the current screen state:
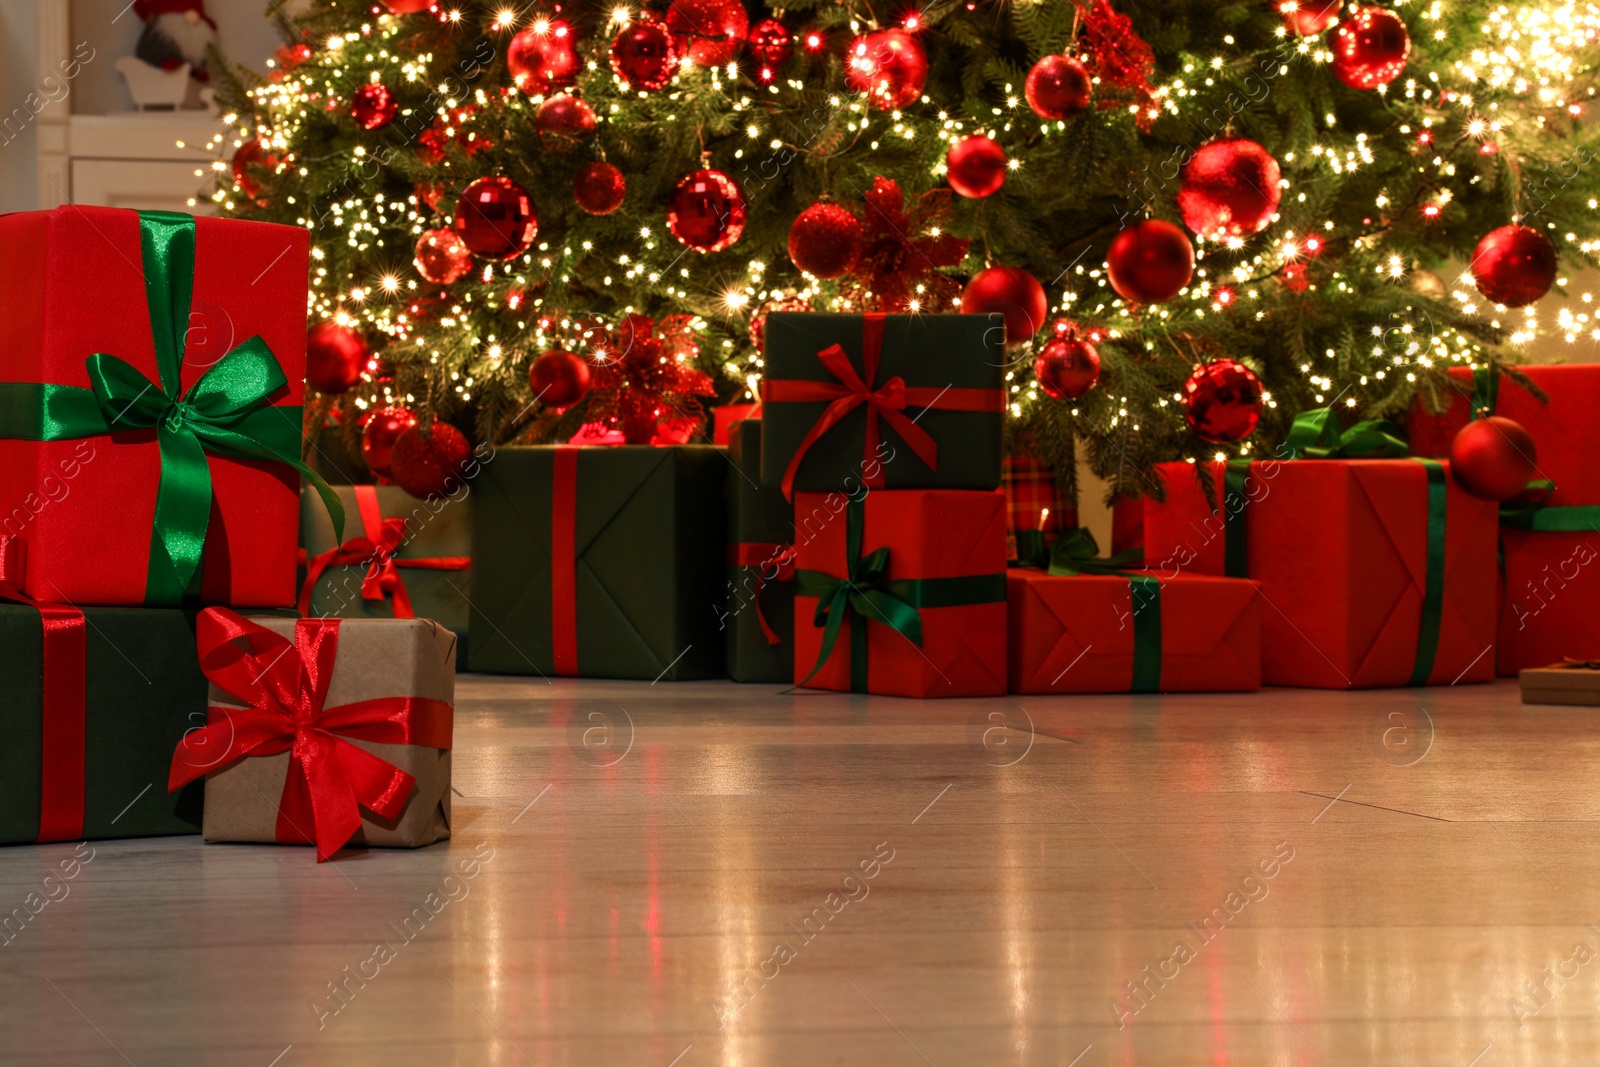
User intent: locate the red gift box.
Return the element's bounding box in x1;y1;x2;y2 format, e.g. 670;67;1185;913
712;402;762;445
792;489;1007;697
0;207;312;606
1006;569;1261;694
1144;459;1498;688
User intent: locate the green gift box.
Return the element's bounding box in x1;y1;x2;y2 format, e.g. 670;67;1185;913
299;484;473;662
469;445;727;680
760;312;1007;497
725;421;795;684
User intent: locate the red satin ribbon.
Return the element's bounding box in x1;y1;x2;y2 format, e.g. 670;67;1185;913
726;542;796;646
760;312;1006;500
168;608;454;862
298;485;469;620
551;446;580;676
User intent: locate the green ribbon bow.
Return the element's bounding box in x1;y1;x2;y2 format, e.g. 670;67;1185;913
1282;406;1410;460
795;498;1005;693
0;211;343;604
1044;526;1146;577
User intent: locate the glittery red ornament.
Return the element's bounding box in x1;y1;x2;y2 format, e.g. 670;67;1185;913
748;18;793;77
1471;225;1557;308
385;0;433;12
535;94;596;151
361;406;419;476
414;227;473;285
1182;360;1263;444
531;349;593;409
610;19;679;89
306;322;368;394
946;135;1008;199
417;182;450;212
1178;137;1282;237
666;0;749;66
390;422;472;500
574;161;627;215
1107;220;1194;304
1035;328;1101;400
230;139;279;202
845;29;927;111
788;202;862;278
1024;54;1092;120
1281;0;1341;36
961;266;1048;346
507;22;580;94
351;83;397;130
666;169;746;252
1450;416;1539;501
1331;7;1410;90
453;176;537;260
750;296;810;354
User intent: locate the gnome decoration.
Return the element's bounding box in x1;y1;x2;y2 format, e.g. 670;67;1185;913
133;0;219;83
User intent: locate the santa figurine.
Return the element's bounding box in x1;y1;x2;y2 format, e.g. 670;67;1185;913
133;0;219;83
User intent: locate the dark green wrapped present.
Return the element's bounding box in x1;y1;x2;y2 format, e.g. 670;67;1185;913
469;446;727;680
725;421;795;683
760;312;1007;497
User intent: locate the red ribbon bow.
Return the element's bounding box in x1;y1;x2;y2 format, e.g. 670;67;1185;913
298;485;469;620
727;541;797;645
168;608;454;862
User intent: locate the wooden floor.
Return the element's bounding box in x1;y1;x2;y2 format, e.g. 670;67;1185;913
1;677;1597;1065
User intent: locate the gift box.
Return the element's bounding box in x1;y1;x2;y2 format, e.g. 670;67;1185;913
299;484;472;660
1520;660;1600;706
725;421;795;683
169;610;454;862
0;206;332;607
1006;567;1261;694
761;313;1006;498
712;402;762;445
792;489;1007;697
1144;457;1498;688
468;445;727;679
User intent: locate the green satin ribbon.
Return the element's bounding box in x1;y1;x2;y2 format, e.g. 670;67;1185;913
1043;526;1145;576
1282;406;1409;460
1500;481;1600;532
1127;574;1162;694
1408;459;1448;687
0;211;342;605
796;498;1005;693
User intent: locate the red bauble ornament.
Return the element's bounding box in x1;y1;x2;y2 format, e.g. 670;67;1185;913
1450;416;1539;501
610;19;679;89
530;349;593;409
961;266;1049;346
748;18;793;75
845;29;927;111
750;296;810;354
1281;0;1341;35
1182;360;1263;444
1035;328;1101;400
666;169;746;252
507;23;579;95
305;323;368;394
351;84;397;130
1178;137;1283;237
390;422;473;500
1331;7;1410;90
414;227;473;285
361;406;419;476
230;139;279;202
666;0;749;66
574;161;627;215
385;0;433;12
1024;54;1092;120
535;94;596;151
788;202;863;278
1471;225;1557;308
453;176;537;260
946;135;1008;199
1107;220;1195;304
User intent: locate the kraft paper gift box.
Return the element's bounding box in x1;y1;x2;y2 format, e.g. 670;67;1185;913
725;421;796;684
1520;660;1600;706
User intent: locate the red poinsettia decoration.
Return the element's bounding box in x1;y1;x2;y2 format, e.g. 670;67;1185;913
582;314;716;444
847;177;971;312
1081;0;1158;130
417;105;491;164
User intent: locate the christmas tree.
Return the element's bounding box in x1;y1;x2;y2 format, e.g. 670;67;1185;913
209;0;1600;499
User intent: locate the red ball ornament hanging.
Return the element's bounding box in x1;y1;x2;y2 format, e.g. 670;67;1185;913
453;176;537;260
961;266;1049;346
666;169;746;252
1450;416;1539;501
574;161;627;215
788;202;863;278
230;139;279;202
1107;220;1195;304
306;323;368;395
530;349;593;409
384;0;433;12
750;296;810;354
535;94;596;151
361;406;419;476
1177;137;1283;237
610;19;679;89
1024;54;1092;121
748;18;794;78
390;422;473;500
845;29;928;111
946;135;1008;199
507;22;580;95
666;0;749;67
1281;0;1341;36
1331;7;1411;90
1035;326;1101;400
1471;225;1557;308
1182;360;1264;444
350;83;397;130
414;227;473;285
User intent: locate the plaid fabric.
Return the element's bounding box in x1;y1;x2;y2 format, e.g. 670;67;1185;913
1003;454;1073;561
